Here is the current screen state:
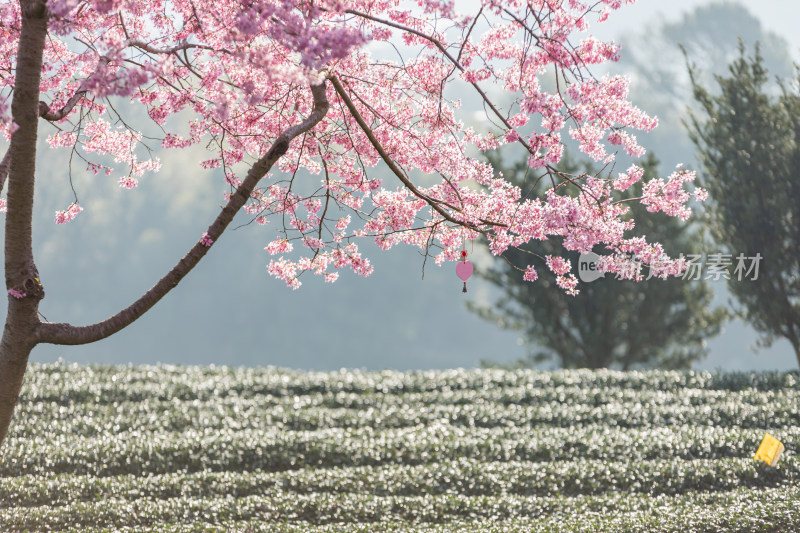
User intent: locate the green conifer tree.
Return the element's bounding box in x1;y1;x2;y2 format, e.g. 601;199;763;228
471;152;726;369
688;46;800;366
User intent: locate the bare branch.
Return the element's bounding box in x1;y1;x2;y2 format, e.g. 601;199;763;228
36;83;329;346
39;89;86;121
125;39;228;56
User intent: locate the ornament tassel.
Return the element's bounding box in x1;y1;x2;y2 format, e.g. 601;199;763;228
456;247;472;295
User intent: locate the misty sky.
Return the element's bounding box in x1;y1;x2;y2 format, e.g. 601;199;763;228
600;0;800;61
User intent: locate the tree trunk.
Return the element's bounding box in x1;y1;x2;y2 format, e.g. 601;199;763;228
0;323;36;446
0;2;49;448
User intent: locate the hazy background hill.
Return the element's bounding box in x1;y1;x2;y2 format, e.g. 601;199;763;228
7;0;800;371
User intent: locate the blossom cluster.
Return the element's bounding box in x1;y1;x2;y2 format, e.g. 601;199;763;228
7;288;26;299
55;203;84;225
0;0;708;293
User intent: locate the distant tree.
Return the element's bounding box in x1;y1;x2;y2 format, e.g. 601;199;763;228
616;2;794;170
687;46;800;367
620;2;793;103
471;152;726;370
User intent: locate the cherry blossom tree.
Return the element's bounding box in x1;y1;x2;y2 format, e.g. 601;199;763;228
0;0;706;446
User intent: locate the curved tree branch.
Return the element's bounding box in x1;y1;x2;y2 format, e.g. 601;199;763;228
124;39;230;56
38;54;107;122
329;75;493;231
37;37;222;124
39;89;87;121
36;82;329;346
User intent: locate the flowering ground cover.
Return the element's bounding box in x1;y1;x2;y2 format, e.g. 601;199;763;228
1;363;797;532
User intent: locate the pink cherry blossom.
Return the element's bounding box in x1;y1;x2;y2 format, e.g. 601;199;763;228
265;239;293;255
0;0;705;296
546;256;572;276
55;203;83;225
614;164;645;191
118;176;138;189
7;288;26;299
556;274;580;296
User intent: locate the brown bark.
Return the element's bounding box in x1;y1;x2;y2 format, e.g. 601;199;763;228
0;2;48;447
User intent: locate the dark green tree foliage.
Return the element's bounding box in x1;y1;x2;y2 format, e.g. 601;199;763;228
471;153;725;370
688;47;800;366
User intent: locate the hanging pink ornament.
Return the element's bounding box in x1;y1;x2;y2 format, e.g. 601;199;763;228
456;261;473;281
456;250;473;293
